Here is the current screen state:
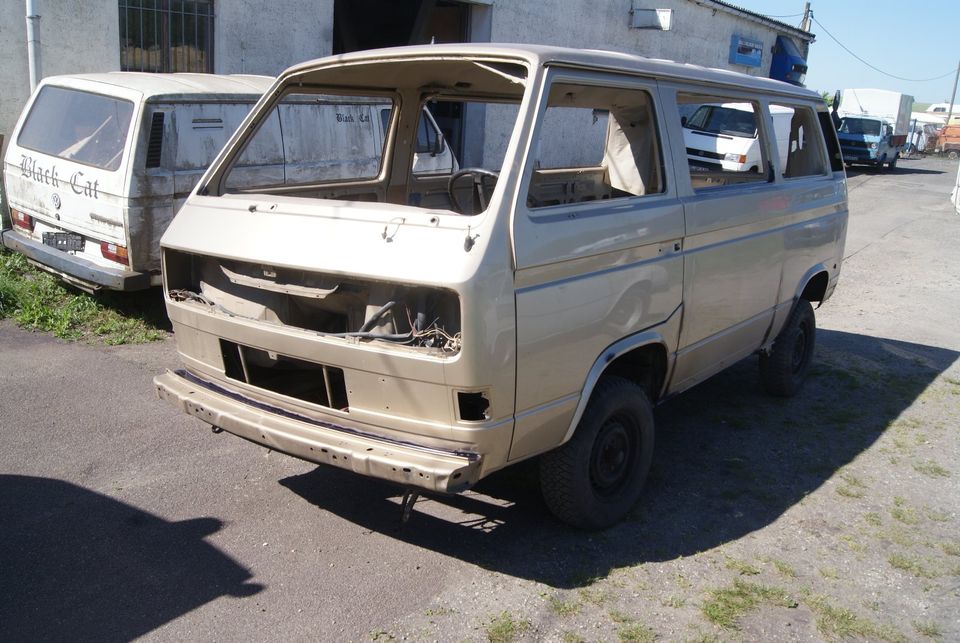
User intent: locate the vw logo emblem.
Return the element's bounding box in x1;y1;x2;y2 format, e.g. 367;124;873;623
52;194;61;210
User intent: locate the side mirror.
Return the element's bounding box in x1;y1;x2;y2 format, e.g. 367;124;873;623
681;115;688;127
831;90;841;111
432;131;444;157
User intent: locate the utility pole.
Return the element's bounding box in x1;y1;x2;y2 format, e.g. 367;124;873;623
800;2;812;31
947;58;959;125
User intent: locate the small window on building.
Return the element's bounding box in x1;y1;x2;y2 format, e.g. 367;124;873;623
526;83;663;209
119;0;214;73
679;93;769;190
770;104;827;178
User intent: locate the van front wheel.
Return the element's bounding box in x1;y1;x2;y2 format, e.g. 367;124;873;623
539;376;654;530
759;299;816;397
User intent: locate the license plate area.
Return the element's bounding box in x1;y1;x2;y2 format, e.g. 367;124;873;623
42;231;85;252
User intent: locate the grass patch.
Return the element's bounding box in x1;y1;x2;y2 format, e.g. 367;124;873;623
772;559;797;578
661;595;686;608
617;623;655;643
485;611;531;643
864;512;883;526
941;542;960;557
724;557;760;576
806;594;904;642
912;620;943;639
0;250;167;344
547;594;580;617
890;497;920;525
836;485;865;499
819;567;839;579
561;632;583;643
701;579;796;629
577;586;609;606
913;461;950;478
888;554;938;579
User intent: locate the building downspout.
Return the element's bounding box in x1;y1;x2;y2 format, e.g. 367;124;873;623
26;0;41;92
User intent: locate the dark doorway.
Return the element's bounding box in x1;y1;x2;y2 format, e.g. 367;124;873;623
333;0;471;160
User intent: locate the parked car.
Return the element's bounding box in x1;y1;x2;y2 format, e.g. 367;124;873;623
154;44;848;529
683;102;793;173
2;73;455;292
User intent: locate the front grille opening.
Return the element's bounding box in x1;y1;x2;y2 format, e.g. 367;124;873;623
220;340;349;411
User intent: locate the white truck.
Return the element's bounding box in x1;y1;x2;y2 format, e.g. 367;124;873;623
835;88;913;169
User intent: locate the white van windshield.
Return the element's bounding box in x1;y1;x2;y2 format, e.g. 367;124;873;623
686;104;758;138
838;118;882;136
17;86;134;171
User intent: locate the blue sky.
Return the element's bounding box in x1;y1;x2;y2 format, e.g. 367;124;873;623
729;0;959;103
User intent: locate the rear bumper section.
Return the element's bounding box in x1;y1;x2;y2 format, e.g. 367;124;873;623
154;369;482;493
1;228;150;291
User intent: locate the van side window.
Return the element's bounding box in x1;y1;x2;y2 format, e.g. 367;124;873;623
222;93;393;192
679;93;768;190
771;104;827;178
526;84;663;209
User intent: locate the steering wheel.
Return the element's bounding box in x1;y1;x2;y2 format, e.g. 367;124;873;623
448;168;499;214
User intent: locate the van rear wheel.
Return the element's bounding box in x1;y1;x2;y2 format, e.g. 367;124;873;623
759;299;816;397
539;376;654;530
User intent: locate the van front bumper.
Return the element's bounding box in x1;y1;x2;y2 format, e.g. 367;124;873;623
1;228;151;291
154;369;482;493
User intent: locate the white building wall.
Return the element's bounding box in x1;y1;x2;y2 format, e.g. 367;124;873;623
214;0;334;76
0;0;118;143
477;0;808;167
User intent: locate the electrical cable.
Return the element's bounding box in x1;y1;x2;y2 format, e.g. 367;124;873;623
812;15;958;82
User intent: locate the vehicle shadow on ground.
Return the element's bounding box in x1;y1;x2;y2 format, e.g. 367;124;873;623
280;329;958;588
846;165;946;177
0;476;262;641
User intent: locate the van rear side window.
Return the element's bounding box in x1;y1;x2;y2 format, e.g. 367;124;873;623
679;93;769;190
221;93;393;192
770;103;827;179
17;86;134;171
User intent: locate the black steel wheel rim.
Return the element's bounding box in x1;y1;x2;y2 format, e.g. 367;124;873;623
590;415;638;496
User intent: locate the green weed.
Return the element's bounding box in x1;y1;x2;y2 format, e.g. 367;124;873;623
701;579;796;629
485;612;530;643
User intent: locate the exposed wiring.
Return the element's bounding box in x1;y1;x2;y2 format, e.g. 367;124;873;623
812;15;958;83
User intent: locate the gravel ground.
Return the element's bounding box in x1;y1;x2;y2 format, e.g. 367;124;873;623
1;156;958;642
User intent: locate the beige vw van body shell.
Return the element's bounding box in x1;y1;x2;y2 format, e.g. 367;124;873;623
154;44;847;494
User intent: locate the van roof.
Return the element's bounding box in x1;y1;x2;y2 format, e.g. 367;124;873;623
283;43;820;102
39;72;274;101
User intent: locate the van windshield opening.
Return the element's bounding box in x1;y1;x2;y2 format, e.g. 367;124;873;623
213;57;528;214
17;86;134;171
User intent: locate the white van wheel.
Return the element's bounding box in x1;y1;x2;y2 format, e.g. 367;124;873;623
759;299;816;397
888;154;898;169
539;376;654;530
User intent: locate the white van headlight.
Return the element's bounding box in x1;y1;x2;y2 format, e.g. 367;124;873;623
724;153;747;164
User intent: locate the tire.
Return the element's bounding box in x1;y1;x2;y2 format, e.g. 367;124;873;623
539;376;654;530
876;154;886;171
949;150;959;161
759;299;816;397
888;153;898;169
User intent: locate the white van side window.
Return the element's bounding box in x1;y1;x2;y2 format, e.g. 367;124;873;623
222;93;394;192
770;103;827;179
679;93;769;190
526;84;663;208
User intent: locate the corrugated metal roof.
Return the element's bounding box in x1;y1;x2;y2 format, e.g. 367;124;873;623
688;0;815;42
